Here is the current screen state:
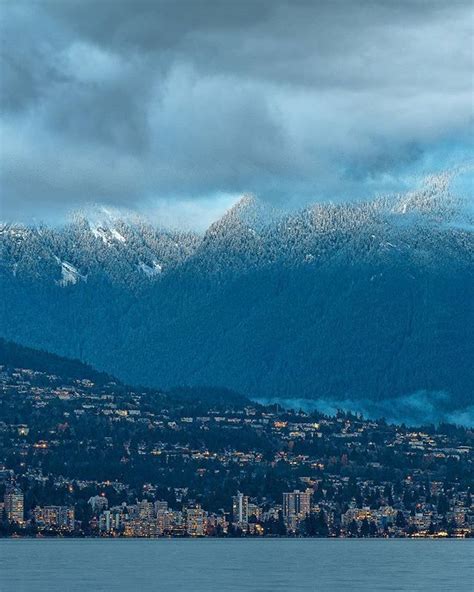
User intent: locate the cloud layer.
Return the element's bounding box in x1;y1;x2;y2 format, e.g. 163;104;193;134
1;1;473;223
254;391;474;427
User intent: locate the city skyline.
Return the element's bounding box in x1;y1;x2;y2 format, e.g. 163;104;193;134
1;351;472;540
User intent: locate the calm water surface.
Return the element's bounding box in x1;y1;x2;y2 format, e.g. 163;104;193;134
0;539;472;592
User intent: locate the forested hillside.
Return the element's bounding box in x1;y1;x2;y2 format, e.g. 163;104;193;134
1;180;473;419
0;338;112;384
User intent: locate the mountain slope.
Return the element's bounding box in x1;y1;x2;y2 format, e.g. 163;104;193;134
1;181;473;420
0;337;112;383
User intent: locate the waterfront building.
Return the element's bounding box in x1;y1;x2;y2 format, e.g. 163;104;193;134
138;499;154;520
247;503;262;522
4;486;24;524
186;505;207;537
33;505;75;530
99;507;126;533
283;489;312;531
123;518;158;538
156;509;174;535
232;492;249;527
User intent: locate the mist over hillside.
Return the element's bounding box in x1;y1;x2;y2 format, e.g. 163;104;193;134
1;177;473;424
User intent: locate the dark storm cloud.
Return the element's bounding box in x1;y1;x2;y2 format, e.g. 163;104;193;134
0;0;472;223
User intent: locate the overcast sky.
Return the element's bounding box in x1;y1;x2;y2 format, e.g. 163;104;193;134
1;0;473;225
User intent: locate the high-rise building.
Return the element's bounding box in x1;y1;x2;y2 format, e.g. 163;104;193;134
283;489;312;530
232;492;249;526
99;510;113;533
138;500;154;520
99;507;126;533
186;505;207;536
247;503;262;521
4;486;24;524
33;506;75;530
156;510;173;535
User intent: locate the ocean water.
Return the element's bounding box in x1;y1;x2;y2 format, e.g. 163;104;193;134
0;539;472;592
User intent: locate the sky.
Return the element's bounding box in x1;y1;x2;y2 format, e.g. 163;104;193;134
0;0;473;226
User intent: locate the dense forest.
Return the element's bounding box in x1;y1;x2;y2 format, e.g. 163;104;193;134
1;189;473;421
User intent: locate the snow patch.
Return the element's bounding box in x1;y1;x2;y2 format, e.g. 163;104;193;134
54;258;86;287
137;260;162;278
110;228;126;243
91;226;126;245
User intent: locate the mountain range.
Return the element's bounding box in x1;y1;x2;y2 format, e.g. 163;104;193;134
1;175;473;423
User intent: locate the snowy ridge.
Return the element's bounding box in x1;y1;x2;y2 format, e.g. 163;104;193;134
1;178;472;286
